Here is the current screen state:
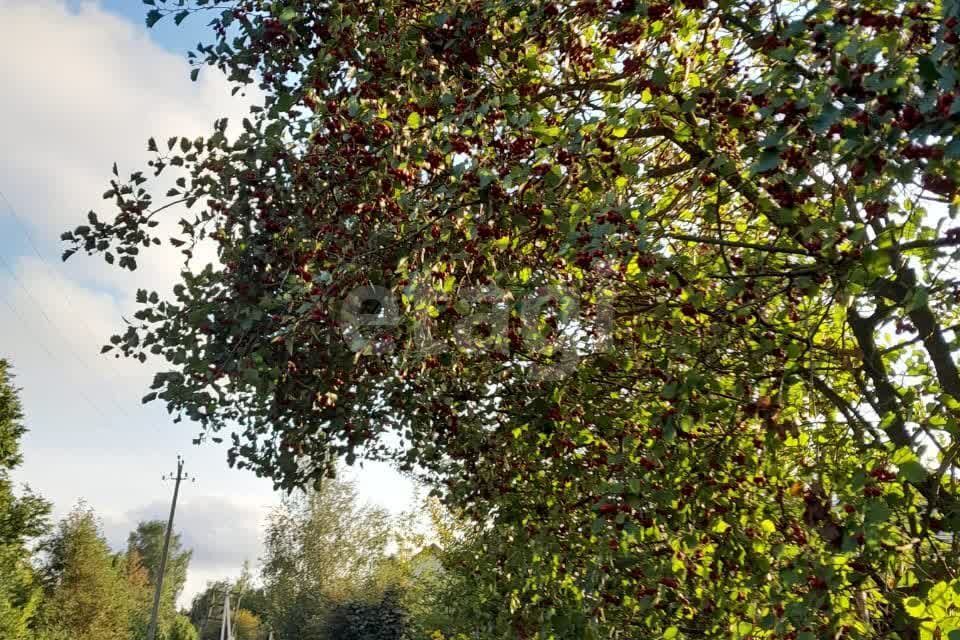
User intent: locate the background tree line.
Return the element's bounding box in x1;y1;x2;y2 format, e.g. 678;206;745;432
1;356;489;640
186;473;478;640
1;358;195;640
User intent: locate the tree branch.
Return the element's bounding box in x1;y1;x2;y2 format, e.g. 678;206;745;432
873;270;960;402
896;237;960;252
661;233;810;255
845;307;910;447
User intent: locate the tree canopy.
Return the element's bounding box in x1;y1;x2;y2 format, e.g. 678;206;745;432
67;0;960;637
0;361;207;640
36;505;135;640
261;476;395;638
189;563;268;640
128;519;193;635
168;614;200;640
0;360;50;640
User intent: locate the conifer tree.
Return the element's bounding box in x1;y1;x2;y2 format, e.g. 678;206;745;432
128;519;192;637
0;359;49;639
36;505;133;640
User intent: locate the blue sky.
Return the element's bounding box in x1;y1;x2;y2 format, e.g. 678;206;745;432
0;0;415;604
69;0;213;52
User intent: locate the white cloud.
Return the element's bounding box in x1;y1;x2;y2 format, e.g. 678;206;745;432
0;0;417;609
0;255;151;393
0;0;247;295
102;495;271;607
0;0;277;605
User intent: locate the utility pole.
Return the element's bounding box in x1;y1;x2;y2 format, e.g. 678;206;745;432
220;591;233;640
146;455;190;640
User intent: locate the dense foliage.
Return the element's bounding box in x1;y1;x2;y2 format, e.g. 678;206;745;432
128;519;194;635
0;361;50;640
36;506;139;640
67;0;960;636
33;504;195;640
323;588;409;640
189;563;268;640
260;476;414;640
169;614;201;640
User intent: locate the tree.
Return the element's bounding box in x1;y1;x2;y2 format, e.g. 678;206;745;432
262;476;393;639
269;591;326;640
188;580;232;640
168;614;199;640
322;588;407;640
128;519;193;637
0;359;50;639
234;608;262;640
233;560;270;623
69;0;960;637
189;567;268;640
0;545;43;640
123;548;155;640
236;587;269;625
36;505;134;640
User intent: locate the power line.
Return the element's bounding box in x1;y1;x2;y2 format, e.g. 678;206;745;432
0;188;131;370
0;190;55;270
0;253;118;428
0;246;137;420
0;188;162;430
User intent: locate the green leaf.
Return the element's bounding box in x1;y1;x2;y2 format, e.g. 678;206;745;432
145;9;163;28
652;67;668;87
770;47;795;62
276;93;296;113
904;286;929;312
406;112;421;129
534;125;563;140
544;165;563;188
946;139;960;159
591;517;606;534
904;596;927;619
712;519;730;533
918;56;941;83
862;249;892;277
811;104;841;134
865;500;891;524
898;460;928;484
751;149;780;174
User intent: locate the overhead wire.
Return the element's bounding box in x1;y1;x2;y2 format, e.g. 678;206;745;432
0;250;119;428
0;188;165;432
